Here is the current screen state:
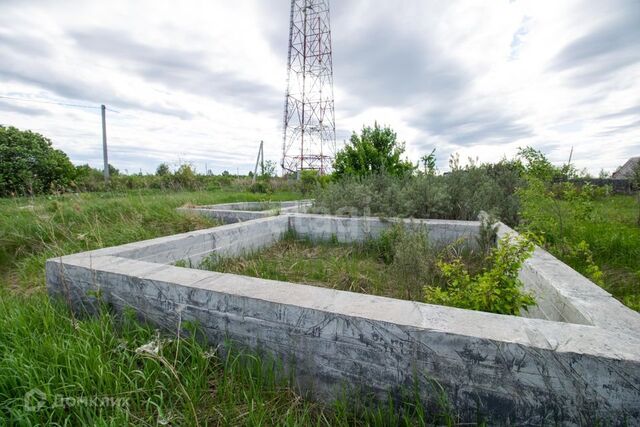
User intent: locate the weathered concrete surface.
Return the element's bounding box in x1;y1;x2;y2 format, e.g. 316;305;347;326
290;214;481;247
179;200;312;224
46;214;640;424
498;223;640;338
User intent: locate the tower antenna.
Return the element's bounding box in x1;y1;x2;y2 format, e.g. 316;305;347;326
282;0;335;176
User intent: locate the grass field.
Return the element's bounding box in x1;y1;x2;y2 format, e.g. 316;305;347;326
0;189;456;426
201;230;484;304
0;188;637;424
0;189;299;292
539;195;640;310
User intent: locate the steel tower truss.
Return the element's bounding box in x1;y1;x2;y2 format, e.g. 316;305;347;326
282;0;335;176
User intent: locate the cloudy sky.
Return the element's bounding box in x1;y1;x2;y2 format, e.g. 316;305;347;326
1;0;638;175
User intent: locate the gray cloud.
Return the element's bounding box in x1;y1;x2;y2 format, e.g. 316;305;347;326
409;104;533;148
0;31;52;58
597;118;640;137
68;29;282;117
336;30;469;110
259;1;527;150
0;99;50;116
597;104;640;121
549;2;640;86
259;1;470;111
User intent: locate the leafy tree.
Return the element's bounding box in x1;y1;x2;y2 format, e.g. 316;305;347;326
0;126;76;196
420;149;437;175
517;146;577;182
260;160;277;179
333;123;415;178
156;163;170;176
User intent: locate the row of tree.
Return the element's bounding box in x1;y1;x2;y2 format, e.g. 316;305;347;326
2;123;638;197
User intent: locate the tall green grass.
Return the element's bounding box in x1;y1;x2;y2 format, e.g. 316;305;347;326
0;289;457;426
558;196;640;310
199;227;486;304
0;189;462;425
0;190;299;290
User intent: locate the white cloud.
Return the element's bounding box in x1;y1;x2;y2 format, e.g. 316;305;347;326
0;0;638;175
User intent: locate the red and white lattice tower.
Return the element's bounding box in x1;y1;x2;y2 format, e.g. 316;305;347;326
282;0;335;176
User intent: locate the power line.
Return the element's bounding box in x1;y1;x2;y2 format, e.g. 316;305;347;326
0;95;119;112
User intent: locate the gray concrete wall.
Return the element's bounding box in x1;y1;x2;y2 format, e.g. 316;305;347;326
117;216;289;266
290;214;481;247
180;200;312;224
47;252;640;425
498;224;640;338
45;214;640;424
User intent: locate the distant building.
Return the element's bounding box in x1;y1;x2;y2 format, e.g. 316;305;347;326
612;156;640;179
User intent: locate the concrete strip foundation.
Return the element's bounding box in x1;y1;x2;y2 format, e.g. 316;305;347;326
178;200;312;224
46;213;640;424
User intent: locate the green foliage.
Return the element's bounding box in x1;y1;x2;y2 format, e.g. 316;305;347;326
385;224;433;300
203;223;486;307
632;161;640;225
313;159;523;226
517;146;558;182
420;149;437;175
0;190;300;290
173;163;197;189
517;146;577;182
107;163;120;176
298;169;330;195
333;123;415;178
260;160;277;179
249;180;273;194
0;126;76;196
70;164;291;193
156;162;171;176
518;173;639;310
424;234;535;315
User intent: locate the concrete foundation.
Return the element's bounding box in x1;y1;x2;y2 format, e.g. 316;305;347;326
46;213;640;425
178;200;312;224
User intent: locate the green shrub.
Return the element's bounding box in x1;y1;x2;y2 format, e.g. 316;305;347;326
0;126;76;196
387;224;433;300
632;161;640;225
333;123;415;178
424;233;535;315
249;181;273;194
155;162;170;176
313;163;523;226
173;164;199;190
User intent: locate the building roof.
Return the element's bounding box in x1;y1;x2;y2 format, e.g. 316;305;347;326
612;156;640;179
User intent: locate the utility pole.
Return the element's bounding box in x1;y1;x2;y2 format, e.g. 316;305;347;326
101;104;109;183
253;140;264;183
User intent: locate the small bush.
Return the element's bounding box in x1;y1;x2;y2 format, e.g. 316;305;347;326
298;169;323;195
249;181;273;194
424;233;535;315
